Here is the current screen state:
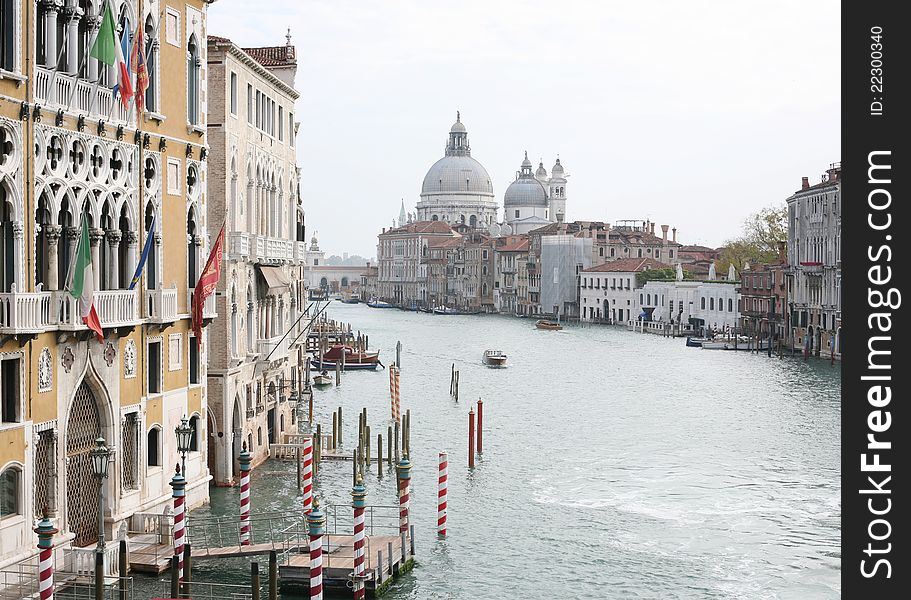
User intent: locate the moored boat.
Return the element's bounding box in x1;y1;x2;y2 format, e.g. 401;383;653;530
313;371;333;386
366;300;395;308
323;344;380;364
535;320;562;331
340;297;360;304
432;306;462;315
685;337;705;347
483;350;508;367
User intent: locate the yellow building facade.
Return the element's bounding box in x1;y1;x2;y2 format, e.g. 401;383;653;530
1;0;215;570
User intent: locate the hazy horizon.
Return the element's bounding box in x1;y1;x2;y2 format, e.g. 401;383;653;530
208;0;841;258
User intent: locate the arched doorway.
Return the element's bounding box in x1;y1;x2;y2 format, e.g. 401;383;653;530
206;410;217;479
66;382;105;547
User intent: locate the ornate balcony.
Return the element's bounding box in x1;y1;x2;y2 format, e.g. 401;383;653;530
187;289;217;319
57;289;141;329
0;287;55;334
146;286;179;324
34;66;133;126
228;232;250;258
295;241;308;262
257;335;289;362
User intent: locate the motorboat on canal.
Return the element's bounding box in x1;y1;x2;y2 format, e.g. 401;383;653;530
312;371;333;386
535;319;562;331
685;337;705;347
310;344;381;370
432;306;462;315
366;299;395;308
483;350;508;368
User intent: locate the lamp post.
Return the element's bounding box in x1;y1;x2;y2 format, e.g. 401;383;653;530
175;416;193;478
90;437;111;600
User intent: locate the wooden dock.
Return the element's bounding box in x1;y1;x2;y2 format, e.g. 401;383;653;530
280;534;413;597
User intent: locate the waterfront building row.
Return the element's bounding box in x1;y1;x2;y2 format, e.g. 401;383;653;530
0;0;311;575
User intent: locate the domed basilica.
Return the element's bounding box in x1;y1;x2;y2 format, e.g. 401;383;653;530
408;113;567;236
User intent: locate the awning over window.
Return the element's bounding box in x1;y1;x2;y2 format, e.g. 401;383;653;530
256;265;291;296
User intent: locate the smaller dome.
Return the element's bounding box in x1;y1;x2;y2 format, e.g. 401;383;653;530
450;111;466;133
536;161;547;179
551;157;564;177
521;151;532;168
504;177;548;207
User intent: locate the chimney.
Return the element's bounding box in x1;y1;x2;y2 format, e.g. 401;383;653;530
650;222;656;235
801;176;809;190
672;228;677;243
382;228;386;234
661;224;669;245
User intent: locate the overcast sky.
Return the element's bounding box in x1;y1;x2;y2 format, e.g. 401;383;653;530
208;0;840;259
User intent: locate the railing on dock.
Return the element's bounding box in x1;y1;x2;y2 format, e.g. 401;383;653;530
0;569;133;600
187;511;303;556
157;579;260;600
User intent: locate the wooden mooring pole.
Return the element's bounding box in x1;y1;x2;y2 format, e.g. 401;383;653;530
338;406;343;446
118;539;128;600
181;542;192;598
377;434;383;477
169;556;180;599
468;409;475;468
476;398;483;454
387;425;393;465
269;550;278;600
331;412;337;450
251;561;261;600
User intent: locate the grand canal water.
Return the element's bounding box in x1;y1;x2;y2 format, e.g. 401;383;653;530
135;304;841;599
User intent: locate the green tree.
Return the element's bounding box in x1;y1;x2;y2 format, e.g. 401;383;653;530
717;203;787;273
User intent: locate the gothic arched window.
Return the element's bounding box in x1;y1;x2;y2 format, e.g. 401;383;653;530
187;35;200;125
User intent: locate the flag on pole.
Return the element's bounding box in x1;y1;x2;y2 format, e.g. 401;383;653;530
129;217;155;290
90;2;117;66
192;225;226;347
69;214;105;343
112;17;134;108
131;22;149;113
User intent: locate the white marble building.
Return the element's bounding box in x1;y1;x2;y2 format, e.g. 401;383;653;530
415;113;498;228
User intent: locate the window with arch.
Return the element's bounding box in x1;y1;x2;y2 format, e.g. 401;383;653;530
144;14;159;112
1;0;16;72
257;427;262;447
710;297;715;310
728;298;733;312
189;415;200;452
718;297;723;311
147;427;161;467
0;466;20;518
187;35;201;125
700;297;706;310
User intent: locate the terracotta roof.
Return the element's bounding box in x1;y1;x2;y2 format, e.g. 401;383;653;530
495;236;529;252
608;230;679;246
428;237;463;249
241;44;297;67
679;245;718;253
582;257;673;273
209;35;231;44
380;221;455;236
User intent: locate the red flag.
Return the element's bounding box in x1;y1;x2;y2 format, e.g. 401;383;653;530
192;225;226;347
131;22;149;114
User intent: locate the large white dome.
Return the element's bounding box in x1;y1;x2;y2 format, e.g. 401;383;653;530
421;155;494;197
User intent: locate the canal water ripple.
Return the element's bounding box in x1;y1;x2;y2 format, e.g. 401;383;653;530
137;304;841;599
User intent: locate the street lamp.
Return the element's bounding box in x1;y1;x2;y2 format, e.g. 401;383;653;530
90;437;111;600
175;416;193;477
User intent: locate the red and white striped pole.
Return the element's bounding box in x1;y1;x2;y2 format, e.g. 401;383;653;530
34;511;58;600
239;443;252;545
302;435;313;514
351;476;368;599
170;464;186;580
307;500;326;600
437;451;448;537
395;455;412;536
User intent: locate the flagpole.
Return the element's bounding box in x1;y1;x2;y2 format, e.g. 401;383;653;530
46;20;71;105
85;0;115;118
64;0;110;112
126;9;164;122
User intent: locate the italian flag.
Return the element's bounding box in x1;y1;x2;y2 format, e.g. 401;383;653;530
70;215;104;343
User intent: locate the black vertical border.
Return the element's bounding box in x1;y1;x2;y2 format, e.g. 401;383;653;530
842;1;907;597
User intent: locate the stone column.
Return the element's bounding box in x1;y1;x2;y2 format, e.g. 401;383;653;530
64;226;79;282
43;0;60;69
44;225;63;291
125;231;140;288
63;1;83;74
48;430;59;517
85;12;101;80
106;230;122;289
89;228;105;290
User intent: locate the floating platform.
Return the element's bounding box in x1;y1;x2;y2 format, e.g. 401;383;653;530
280;534;414;597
